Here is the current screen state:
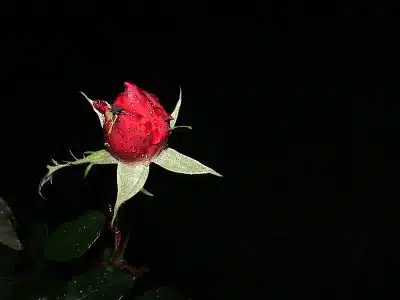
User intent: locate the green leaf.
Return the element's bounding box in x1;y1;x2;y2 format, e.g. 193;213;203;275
0;197;23;251
29;221;48;258
152;148;222;177
43;211;106;262
9;221;50;299
11;270;65;300
8;221;53;300
55;265;134;299
0;244;19;299
112;163;150;226
39;149;117;199
134;286;187;300
102;248;114;261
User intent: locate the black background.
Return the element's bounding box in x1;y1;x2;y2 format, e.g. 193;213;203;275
0;9;398;300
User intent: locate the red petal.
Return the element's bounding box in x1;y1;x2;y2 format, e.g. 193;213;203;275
93;100;110;114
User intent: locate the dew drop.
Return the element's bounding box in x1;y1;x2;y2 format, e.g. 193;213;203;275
154;107;163;116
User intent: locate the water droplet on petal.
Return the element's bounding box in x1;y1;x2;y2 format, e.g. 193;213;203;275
154;107;163;116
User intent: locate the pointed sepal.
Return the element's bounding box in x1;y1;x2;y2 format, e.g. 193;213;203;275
170;86;192;131
79;91;106;128
152;148;222;177
84;164;94;178
112;163;150;226
39;150;117;199
140;188;154;197
169;86;182;129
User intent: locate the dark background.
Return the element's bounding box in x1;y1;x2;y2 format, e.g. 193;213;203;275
0;11;397;300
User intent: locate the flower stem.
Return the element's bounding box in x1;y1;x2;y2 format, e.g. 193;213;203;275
112;226;131;262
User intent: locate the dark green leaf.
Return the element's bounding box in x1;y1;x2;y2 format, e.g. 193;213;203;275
55;265;134;299
102;248;114;261
0;244;19;299
29;221;48;258
0;197;22;251
11;222;52;299
44;211;106;262
11;272;65;300
134;286;187;300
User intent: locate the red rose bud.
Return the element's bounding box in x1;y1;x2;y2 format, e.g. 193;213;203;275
93;82;172;163
114;82;173;122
